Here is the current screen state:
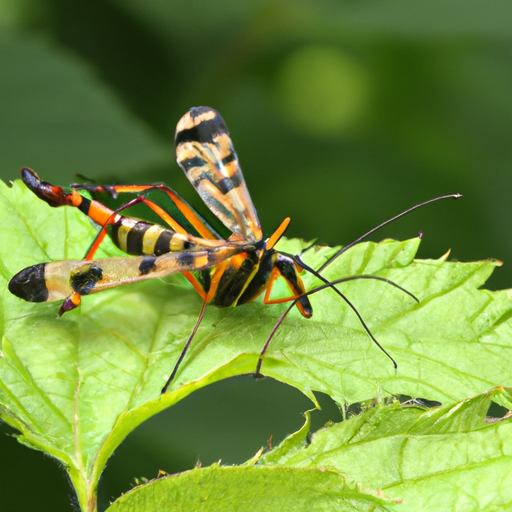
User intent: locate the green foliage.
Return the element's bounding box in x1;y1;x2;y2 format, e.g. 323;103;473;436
1;181;511;510
0;29;171;184
260;389;512;512
106;465;394;512
2;2;512;510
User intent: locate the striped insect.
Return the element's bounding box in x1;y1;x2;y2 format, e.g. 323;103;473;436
8;107;460;393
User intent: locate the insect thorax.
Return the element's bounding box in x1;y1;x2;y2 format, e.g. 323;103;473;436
195;248;276;308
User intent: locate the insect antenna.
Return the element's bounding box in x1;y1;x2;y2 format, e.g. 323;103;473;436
315;193;461;273
282;251;418;303
257;194;461;376
255;273;416;376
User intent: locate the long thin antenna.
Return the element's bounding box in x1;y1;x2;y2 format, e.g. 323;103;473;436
316;194;461;272
283;252;418;303
255;272;417;376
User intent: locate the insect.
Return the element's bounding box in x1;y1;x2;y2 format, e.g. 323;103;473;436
8;107;460;393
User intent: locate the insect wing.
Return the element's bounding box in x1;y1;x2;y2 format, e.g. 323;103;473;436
9;245;247;303
175;107;263;243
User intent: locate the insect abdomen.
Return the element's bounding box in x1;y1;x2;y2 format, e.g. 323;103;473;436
108;218;165;255
108;218;200;257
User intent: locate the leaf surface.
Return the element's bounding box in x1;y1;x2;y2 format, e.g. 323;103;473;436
1;180;511;509
105;464;395;512
260;388;512;512
105;390;512;512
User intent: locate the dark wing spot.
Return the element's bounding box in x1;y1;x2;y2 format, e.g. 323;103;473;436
8;263;49;302
221;152;236;166
70;265;103;295
217;174;241;194
178;156;205;172
176;253;195;268
189;106;216;118
139;256;157;276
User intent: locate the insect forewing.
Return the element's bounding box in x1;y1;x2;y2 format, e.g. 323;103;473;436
175;107;263;243
9;245;246;303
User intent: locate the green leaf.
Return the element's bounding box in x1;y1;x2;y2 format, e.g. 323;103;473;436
0;29;171;183
260;409;312;465
260;388;512;512
1;179;512;510
105;390;512;511
105;464;395;512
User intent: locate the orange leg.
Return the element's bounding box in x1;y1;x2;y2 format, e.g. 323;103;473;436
81;194;208;301
82;194;190;260
262;265;312;318
73;182;217;239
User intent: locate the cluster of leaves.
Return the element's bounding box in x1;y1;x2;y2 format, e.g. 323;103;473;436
2;2;512;510
1;180;512;511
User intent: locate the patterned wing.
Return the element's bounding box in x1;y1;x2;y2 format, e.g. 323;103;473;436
175;107;263;243
8;244;245;303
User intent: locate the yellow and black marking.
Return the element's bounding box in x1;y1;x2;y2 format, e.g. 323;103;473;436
175;107;262;242
9;107;459;392
9;106;315;388
107;218;197;256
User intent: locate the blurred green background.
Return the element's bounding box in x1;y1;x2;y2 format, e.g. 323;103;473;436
1;1;512;510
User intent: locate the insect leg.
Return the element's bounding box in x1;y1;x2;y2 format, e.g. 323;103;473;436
255;299;295;378
82;194;180;260
256;270;419;377
262;260;312;317
59;292;82;316
72;182;218;239
161;297;209;393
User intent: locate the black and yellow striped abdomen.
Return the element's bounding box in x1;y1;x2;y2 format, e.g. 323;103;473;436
107;216;225;257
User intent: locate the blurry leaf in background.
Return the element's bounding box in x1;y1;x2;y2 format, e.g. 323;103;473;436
276;45;372;137
0;29;172;184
